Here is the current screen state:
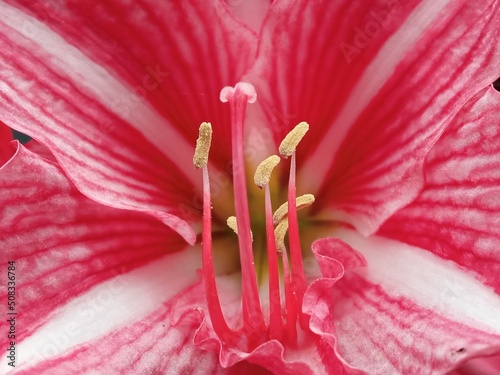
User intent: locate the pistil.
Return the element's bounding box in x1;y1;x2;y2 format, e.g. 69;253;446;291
220;83;266;338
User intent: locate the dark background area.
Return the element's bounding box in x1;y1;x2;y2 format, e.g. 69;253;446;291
11;129;31;144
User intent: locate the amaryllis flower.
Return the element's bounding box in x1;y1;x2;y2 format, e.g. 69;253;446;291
1;0;500;374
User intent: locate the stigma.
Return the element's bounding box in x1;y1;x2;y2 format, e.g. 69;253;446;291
193;82;314;348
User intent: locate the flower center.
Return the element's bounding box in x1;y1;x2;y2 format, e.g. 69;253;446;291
193;82;316;349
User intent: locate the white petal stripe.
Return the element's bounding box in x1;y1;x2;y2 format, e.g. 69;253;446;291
1;247;200;373
299;0;454;191
335;228;500;334
0;2;201;189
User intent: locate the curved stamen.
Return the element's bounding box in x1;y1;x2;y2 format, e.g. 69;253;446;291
274;219;297;342
194;123;234;341
280;123;310;330
288;152;309;330
273;194;315;225
255;155;283;340
265;184;284;340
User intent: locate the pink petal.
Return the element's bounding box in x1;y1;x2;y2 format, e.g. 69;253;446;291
0;143;186;353
379;86;500;293
24;138;56;163
225;0;271;33
246;0;500;235
12;277;273;374
14;306;223;375
0;1;257;238
330;228;500;374
447;353;500;375
312;237;367;276
6;249;204;373
303;238;368;375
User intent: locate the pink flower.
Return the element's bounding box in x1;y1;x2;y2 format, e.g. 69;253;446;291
1;0;500;374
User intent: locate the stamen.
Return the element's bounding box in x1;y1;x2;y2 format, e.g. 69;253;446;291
254;155;280;188
273;194;315;225
286;149;309;330
278;122;309;158
274;220;297;342
193;122;212;169
263;183;283;340
194;124;234;342
254;153;284;339
274;219;289;255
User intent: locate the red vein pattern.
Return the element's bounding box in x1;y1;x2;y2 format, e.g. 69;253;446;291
379;86;500;294
0;144;185;351
12;289;223;374
3;0;257;168
331;273;500;374
12;280;273;375
0;0;258;238
246;0;500;236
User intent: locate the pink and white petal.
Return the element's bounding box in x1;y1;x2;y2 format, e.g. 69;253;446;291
3;248;203;374
246;0;500;236
303;238;368;375
330;228;500;374
311;237;367;275
23;139;56;163
0;143;187;356
11;276;272;375
0;0;257;235
379;86;500;294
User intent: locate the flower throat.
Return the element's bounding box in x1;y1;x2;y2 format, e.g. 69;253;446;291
193;82;314;348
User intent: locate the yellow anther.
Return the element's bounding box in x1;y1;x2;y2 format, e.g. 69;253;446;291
193;122;212;168
227;216;238;234
273;194;315;225
227;216;253;240
274;219;289;255
278;121;309;157
254;155;280;188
